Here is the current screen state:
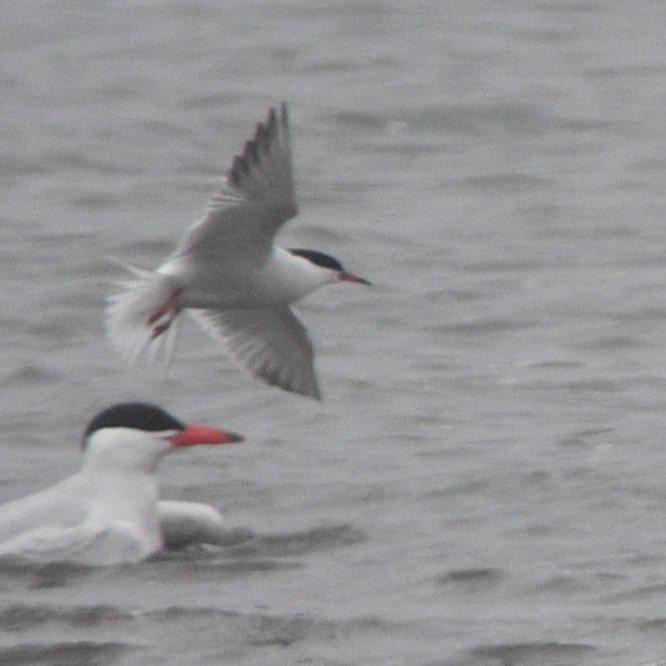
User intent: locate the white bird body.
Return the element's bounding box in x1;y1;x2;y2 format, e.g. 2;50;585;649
158;246;335;310
0;466;162;564
0;404;244;565
107;104;369;399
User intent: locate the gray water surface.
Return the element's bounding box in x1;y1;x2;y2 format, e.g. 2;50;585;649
2;1;666;664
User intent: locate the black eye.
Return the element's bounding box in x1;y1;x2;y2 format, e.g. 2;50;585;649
288;249;344;272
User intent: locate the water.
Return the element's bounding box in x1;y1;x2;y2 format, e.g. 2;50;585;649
2;1;666;663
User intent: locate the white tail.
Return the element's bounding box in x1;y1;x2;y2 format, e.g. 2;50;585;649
106;263;180;364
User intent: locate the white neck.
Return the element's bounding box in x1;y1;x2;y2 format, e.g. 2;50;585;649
79;428;174;555
268;247;337;302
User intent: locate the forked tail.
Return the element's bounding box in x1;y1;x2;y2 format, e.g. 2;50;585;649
106;263;181;363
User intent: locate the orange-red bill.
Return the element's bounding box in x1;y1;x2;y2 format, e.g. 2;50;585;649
168;423;244;447
338;271;371;285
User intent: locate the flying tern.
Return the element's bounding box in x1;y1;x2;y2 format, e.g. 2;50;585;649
107;103;370;399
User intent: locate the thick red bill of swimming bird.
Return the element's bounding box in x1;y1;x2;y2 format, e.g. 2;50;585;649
168;424;244;447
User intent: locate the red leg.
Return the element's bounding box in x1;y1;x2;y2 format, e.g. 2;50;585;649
147;288;182;325
147;288;182;339
150;321;172;339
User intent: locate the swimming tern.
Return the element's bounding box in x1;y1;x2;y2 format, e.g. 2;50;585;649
0;402;244;565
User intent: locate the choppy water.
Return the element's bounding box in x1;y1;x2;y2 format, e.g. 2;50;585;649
2;1;666;664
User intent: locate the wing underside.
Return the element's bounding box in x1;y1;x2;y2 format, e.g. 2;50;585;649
189;306;321;400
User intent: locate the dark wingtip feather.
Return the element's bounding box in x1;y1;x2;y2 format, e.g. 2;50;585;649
245;138;259;163
226;104;284;189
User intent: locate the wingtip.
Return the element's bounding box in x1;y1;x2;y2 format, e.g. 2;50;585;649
294;378;323;402
273;101;289;134
292;384;323;402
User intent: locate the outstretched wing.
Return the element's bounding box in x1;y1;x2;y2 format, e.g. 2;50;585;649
190;306;321;400
178;103;298;259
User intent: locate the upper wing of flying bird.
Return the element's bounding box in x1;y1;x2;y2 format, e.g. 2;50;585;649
177;103;298;259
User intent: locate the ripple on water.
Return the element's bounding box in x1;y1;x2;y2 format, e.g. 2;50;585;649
166;523;367;575
145;605;398;652
436;567;504;589
0;558;96;590
452;641;596;666
0;603;131;631
2;365;59;387
0;641;133;666
224;523;366;559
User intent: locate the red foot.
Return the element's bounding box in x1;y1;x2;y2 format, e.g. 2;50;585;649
151;321;172;339
147;288;182;325
147;288;182;339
